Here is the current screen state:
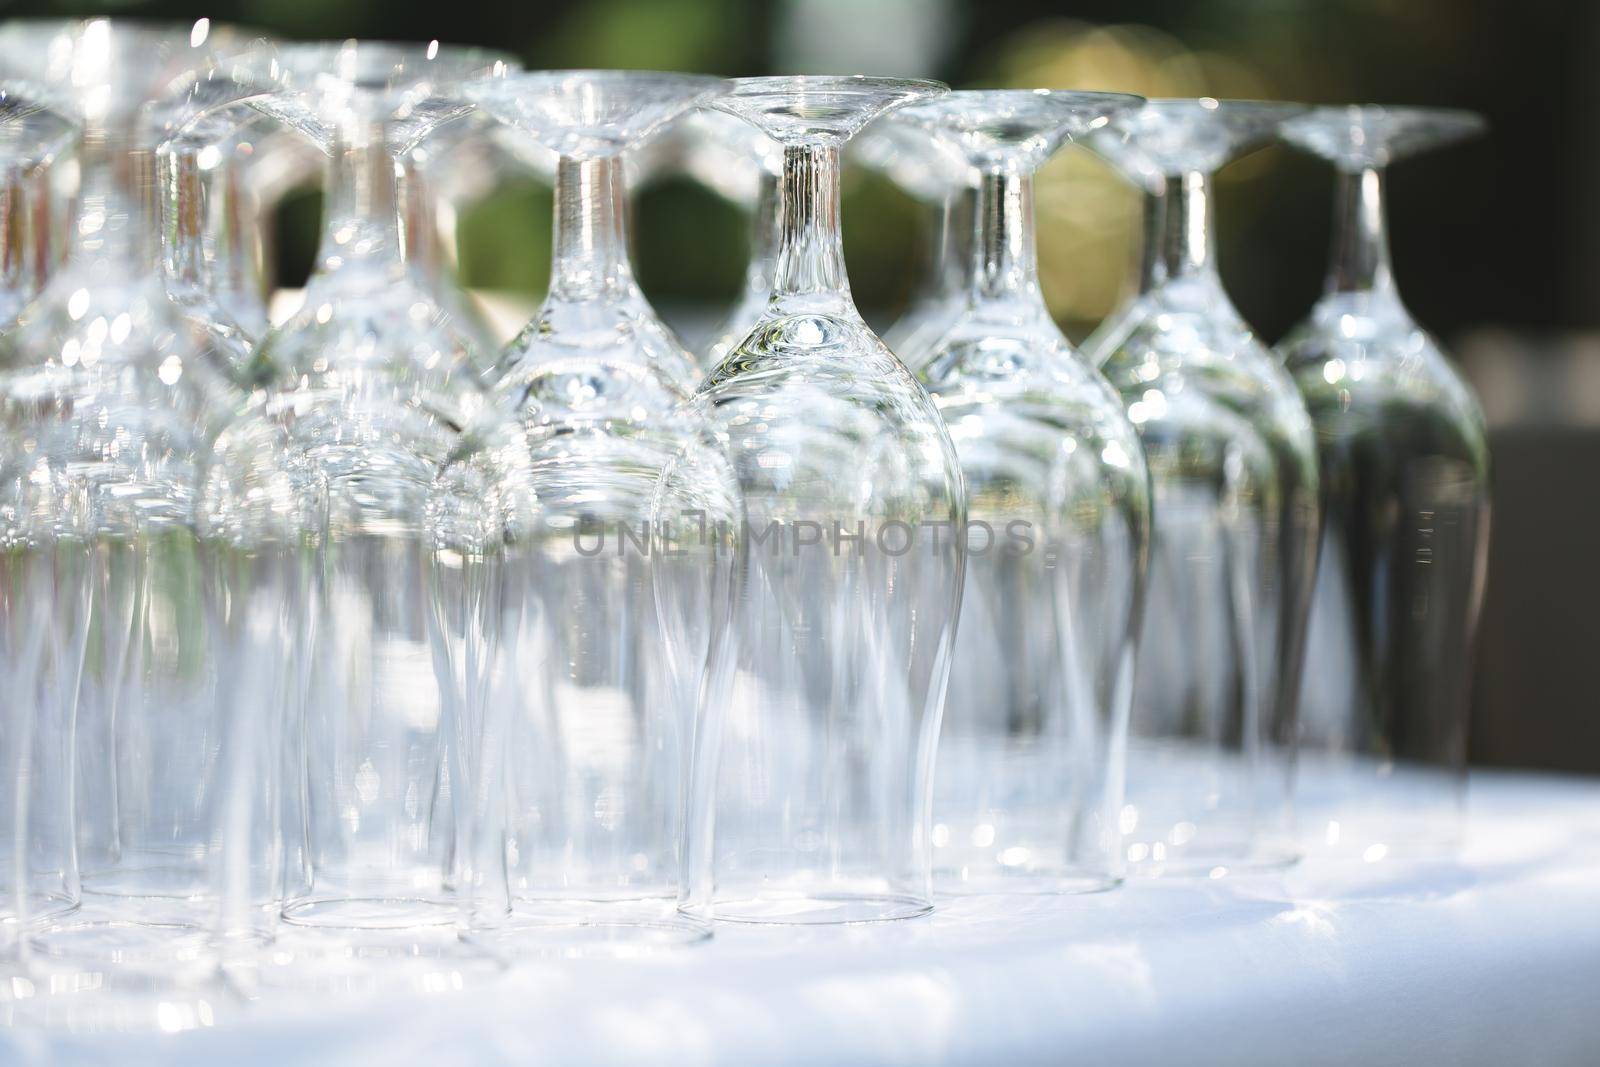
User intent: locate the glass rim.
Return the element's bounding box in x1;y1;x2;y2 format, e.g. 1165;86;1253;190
1134;96;1307;116
721;73;949;97
464;69;725;161
269;39;518;81
890;87;1147;171
486;67;724;88
0;17;270;122
713;74;949;147
1281;103;1487;169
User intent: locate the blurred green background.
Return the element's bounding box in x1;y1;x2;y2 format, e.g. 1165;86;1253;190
3;0;1593;774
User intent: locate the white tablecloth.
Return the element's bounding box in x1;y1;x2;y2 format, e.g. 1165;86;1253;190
7;770;1600;1066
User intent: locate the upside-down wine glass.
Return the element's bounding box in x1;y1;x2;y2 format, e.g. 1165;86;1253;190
1276;106;1489;861
0;90;82;965
236;41;509;949
893;89;1149;892
684;76;966;924
1085;98;1319;877
855;112;974;370
445;70;740;952
0;20;255;971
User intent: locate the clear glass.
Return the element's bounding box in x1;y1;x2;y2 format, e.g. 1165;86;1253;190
684;76;966;924
681;108;785;370
0;91;86;958
0;20;250;966
237;41;509;943
451;70;735;953
1085;99;1320;876
1276;106;1490;861
855;114;975;370
893;89;1149;893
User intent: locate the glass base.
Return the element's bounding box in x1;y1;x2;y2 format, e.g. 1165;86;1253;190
935;868;1121;896
465;900;709;958
1125;841;1301;880
79;864;212;929
0;954;230;1034
28;917;210;966
225;926;503;1003
1301;813;1465;864
281;895;458;930
0;889;78;927
693;891;932;925
82;862;207;898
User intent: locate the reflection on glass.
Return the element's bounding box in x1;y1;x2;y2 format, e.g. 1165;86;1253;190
675;108;785;370
399;111;503;370
685;76;966;924
855;113;975;371
226;120;321;335
894;88;1149;893
1277;106;1490;860
1086;99;1319;877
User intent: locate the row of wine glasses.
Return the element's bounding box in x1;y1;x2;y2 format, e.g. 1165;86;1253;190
0;18;1489;1008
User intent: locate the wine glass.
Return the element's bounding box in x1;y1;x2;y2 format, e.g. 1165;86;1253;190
0;20;257;967
683;76;965;924
1277;106;1490;861
1084;99;1320;877
892;88;1149;893
0;88;84;960
854;113;974;370
446;70;738;953
230;41;508;945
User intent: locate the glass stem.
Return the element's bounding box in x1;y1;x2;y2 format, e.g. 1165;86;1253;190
973;167;1043;308
399;154;448;284
25;164;56;291
550;155;634;303
160;146;209;299
211;147;263;309
314;116;403;274
771;143;850;306
0;165;26;301
1139;170;1217;293
1326;166;1396;298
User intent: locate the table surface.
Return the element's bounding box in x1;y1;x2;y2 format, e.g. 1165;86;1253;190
5;769;1599;1067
